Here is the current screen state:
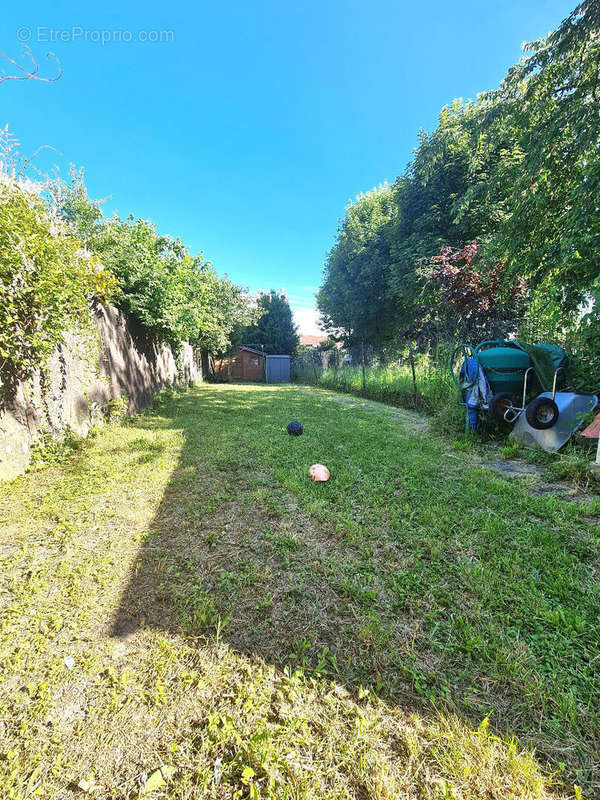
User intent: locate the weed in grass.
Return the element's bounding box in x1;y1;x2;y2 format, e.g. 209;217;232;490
548;442;600;488
502;441;522;459
177;587;230;637
29;425;90;469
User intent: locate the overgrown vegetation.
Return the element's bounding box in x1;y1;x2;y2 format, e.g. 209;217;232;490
317;0;599;387
2;383;598;798
0;160;261;405
0;177;115;401
308;359;456;416
50;170;261;354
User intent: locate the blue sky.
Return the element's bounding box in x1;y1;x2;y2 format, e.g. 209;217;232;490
2;0;575;334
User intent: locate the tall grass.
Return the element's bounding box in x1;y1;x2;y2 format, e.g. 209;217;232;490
296;356;458;416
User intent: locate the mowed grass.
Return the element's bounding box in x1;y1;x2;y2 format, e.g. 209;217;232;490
0;384;598;799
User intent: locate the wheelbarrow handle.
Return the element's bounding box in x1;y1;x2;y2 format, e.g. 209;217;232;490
450;344;478;389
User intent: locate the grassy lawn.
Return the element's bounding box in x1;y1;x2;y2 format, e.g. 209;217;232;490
1;383;598;799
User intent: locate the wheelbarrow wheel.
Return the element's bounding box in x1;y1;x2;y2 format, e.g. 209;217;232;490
489;392;513;422
526;396;559;430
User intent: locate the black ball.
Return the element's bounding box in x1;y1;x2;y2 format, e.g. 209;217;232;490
287;420;303;436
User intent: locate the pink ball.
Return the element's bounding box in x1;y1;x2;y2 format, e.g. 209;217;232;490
309;463;330;482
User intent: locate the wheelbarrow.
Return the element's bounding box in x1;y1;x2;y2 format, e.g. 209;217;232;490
451;340;567;431
451;340;598;450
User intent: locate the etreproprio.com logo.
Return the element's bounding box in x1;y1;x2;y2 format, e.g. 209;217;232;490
16;26;175;45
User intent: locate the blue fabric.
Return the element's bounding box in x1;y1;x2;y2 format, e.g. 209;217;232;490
461;357;479;385
460;357;478;405
460;357;491;430
467;405;479;430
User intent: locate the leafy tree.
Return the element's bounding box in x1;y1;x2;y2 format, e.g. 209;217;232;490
242;291;299;354
318;185;397;353
91;215;200;346
481;0;599;306
419;241;526;342
191;270;260;356
317;0;600;370
50;172;259;355
387;101;482;318
50;166;105;242
318;111;489;355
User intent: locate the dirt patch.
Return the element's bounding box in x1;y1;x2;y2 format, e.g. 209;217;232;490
480;458;547;480
49;682;89;730
476;457;598;503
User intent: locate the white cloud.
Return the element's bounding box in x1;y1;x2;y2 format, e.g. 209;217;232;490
292;306;324;336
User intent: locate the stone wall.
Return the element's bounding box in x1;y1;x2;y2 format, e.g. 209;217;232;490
0;304;202;481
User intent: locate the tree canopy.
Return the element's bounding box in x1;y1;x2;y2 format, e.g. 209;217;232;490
0;154;260;405
49;170;259;355
317;0;600;363
318;185;396;352
242;290;299;355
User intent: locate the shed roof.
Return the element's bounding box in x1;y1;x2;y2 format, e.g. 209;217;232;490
239;346;266;356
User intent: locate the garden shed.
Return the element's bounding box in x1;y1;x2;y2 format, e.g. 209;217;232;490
265;354;290;383
213;346;265;381
212;347;290;383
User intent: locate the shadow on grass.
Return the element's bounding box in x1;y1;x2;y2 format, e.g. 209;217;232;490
110;385;429;696
108;384;597;789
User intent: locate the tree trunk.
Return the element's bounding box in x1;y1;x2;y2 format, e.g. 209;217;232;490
408;342;418;402
201;349;211;379
360;340;366;391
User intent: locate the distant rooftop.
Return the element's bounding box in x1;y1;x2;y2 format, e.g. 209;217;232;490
300;334;326;347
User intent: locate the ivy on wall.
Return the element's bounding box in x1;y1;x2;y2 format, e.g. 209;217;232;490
0;178;115;403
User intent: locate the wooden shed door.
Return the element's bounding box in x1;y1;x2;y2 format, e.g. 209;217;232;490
232;356;244;379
